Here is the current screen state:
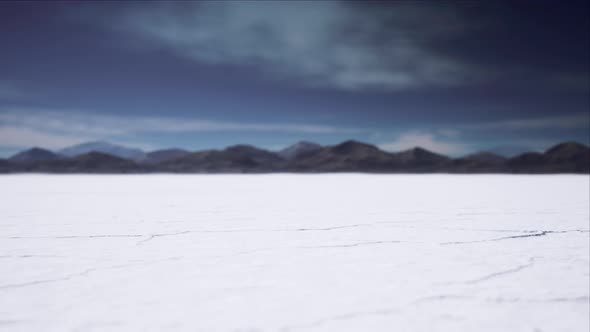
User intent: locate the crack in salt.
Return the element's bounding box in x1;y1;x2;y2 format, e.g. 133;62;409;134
136;231;191;245
7;234;144;240
413;294;589;304
486;295;590;303
294;224;371;231
440;230;588;245
461;257;536;285
0;257;181;290
0;254;64;259
187;224;371;233
133;226;371;246
413;294;475;303
4;224;372;242
377;223;546;234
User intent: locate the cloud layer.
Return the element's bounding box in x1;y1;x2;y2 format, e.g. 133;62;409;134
491;113;590;130
377;113;590;155
106;1;473;91
0;109;359;149
379;131;469;155
1;109;586;154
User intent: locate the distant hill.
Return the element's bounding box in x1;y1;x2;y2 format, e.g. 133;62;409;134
288;140;395;172
391;147;450;171
160;145;285;172
545;142;589;163
21;152;142;173
0;158;14;173
9;147;60;162
486;145;539;157
59;141;145;160
278;141;322;160
140;149;190;164
1;140;588;173
450;152;507;173
507;141;590;173
69;152;140;171
463;152;507;164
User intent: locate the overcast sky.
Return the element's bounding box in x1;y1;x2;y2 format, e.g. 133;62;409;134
0;0;588;156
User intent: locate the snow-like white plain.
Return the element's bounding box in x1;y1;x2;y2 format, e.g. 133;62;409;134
0;175;588;332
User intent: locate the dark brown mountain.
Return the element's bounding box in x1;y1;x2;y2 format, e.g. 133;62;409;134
59;141;145;160
464;152;507;164
278;141;322;160
140;149;190;164
391;147;450;171
9;147;60;162
1;141;588;173
160;145;285;172
0;159;15;173
507;142;589;173
20;152;141;173
545;142;589;167
288;140;395;172
68;152;141;172
507;152;549;173
450;152;507;173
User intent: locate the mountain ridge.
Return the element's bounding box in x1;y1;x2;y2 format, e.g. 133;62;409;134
9;147;61;162
59;141;146;160
278;141;322;160
2;140;588;173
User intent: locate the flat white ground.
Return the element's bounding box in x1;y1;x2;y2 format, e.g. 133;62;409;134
0;175;588;332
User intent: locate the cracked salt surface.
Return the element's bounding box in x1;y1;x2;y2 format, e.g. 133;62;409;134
0;174;588;332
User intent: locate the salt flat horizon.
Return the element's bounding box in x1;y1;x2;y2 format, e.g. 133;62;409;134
1;175;588;332
2;172;589;176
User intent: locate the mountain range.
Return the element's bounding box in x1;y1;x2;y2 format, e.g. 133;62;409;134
58;141;146;160
0;140;588;174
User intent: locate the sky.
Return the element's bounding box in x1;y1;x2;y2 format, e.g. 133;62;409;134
0;0;588;157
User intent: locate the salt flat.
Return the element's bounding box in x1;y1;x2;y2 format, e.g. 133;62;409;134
0;175;588;332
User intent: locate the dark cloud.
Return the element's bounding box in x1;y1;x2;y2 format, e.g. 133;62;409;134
0;1;588;155
68;0;587;93
83;1;479;91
